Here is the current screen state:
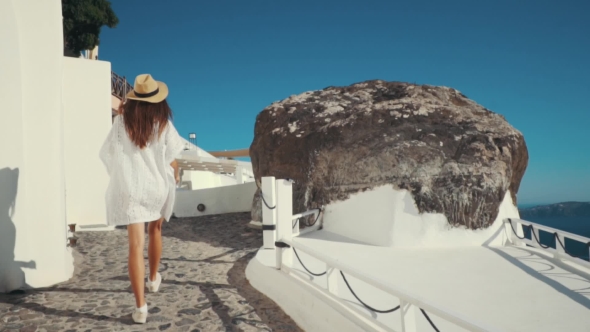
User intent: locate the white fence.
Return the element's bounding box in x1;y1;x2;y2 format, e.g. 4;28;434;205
173;182;257;218
260;176;500;332
504;218;590;269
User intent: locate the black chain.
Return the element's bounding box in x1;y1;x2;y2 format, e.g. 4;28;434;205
507;219;528;240
529;224;551;249
256;182;276;210
340;271;400;314
554;232;590;259
507;219;590;261
307;209;323;227
292;248;326;276
260;193;276;210
420;308;440;332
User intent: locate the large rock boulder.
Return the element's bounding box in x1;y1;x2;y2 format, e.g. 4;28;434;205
250;80;528;229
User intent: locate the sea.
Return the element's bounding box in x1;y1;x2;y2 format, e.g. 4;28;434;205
517;204;590;261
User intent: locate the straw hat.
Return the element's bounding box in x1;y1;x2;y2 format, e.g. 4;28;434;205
126;74;168;103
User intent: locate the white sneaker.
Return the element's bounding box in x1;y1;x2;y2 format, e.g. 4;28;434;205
146;272;162;293
132;304;148;324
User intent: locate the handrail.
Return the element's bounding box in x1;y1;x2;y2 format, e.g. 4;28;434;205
209;148;250;158
292;209;320;221
504;218;590;269
294;208;322;236
506;218;590;244
292;208;323;236
280;237;501;332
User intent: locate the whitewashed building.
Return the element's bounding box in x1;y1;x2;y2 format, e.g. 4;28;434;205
0;0;255;293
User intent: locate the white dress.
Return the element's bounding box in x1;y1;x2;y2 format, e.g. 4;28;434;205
99;115;185;226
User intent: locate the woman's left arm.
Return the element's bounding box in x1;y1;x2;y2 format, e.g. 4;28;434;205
170;160;180;184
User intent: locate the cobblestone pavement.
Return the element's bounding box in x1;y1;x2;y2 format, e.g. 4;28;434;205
0;213;302;332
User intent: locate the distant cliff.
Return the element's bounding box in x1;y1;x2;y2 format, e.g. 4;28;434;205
519;202;590;218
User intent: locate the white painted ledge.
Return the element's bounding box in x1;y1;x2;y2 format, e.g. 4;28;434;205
247;249;379;332
76;224;115;232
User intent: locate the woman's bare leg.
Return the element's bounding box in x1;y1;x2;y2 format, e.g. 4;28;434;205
148;217;164;281
127;223;146;308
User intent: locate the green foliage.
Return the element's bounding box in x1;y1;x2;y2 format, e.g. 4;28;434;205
62;0;119;56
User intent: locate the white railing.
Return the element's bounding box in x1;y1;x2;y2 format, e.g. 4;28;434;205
504;218;590;269
237;165;255;184
260;176;501;332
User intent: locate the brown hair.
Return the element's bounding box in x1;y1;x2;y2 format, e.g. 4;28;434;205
122;99;173;149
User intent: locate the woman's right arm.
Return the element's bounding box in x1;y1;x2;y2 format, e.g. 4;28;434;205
99;115;120;174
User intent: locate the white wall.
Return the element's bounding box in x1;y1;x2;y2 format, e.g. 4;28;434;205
247;255;371;332
62;57;111;227
322;185;520;248
173;182;257;217
0;0;27;294
182;170;240;190
0;0;73;292
181;143;216;158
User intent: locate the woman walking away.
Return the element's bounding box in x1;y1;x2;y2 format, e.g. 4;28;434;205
99;74;185;324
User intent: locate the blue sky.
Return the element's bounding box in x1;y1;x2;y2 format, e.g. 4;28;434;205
99;0;589;205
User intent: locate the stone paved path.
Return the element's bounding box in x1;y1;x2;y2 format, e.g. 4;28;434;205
0;213;302;332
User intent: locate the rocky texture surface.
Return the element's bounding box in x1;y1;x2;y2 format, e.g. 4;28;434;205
250;191;262;224
520;202;590;218
0;213;301;332
250;80;528;229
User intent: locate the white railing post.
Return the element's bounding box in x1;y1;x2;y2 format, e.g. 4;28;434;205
399;300;417;332
261;177;277;250
293;216;300;237
531;226;540;247
275;179;294;270
235;166;244;183
555;233;566;259
327;266;338;295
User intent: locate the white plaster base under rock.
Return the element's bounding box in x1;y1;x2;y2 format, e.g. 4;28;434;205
321;186;520;248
